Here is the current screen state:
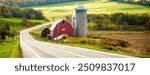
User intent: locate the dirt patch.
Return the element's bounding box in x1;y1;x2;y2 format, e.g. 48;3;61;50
100;34;150;54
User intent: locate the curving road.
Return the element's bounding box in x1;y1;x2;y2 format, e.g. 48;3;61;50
20;22;136;58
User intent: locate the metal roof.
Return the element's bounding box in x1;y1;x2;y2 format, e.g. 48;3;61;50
50;19;63;31
76;5;86;11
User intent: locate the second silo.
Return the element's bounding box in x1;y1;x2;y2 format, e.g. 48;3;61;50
75;5;87;37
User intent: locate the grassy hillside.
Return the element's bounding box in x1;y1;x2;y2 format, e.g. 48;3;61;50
0;18;45;58
0;0;87;7
32;0;150;19
0;18;45;32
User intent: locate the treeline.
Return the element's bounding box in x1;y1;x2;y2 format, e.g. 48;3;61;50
111;0;150;6
0;0;88;7
63;13;150;30
0;5;45;20
87;13;150;30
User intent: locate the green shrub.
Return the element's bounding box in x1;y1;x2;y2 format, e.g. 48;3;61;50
62;34;68;40
41;34;47;37
81;40;87;44
119;40;128;47
48;36;53;40
102;45;117;51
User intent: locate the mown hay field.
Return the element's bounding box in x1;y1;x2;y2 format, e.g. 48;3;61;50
32;0;150;19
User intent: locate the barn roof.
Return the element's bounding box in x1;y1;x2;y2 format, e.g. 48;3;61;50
42;28;50;30
50;19;63;31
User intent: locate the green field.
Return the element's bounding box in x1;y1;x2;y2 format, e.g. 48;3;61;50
0;18;45;32
0;18;45;58
32;0;150;19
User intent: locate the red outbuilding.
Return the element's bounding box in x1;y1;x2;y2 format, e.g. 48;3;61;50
50;19;74;40
41;28;50;37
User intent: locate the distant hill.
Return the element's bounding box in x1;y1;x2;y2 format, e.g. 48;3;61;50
111;0;150;6
0;0;88;7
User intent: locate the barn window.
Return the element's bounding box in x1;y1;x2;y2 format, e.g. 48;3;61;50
63;20;65;24
62;28;65;31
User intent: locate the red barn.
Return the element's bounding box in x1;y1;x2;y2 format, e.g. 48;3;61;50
50;19;74;40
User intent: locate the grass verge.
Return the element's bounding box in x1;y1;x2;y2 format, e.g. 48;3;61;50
0;36;22;58
61;43;150;58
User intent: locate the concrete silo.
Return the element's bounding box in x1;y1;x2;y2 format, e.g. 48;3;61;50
72;14;77;36
75;5;87;37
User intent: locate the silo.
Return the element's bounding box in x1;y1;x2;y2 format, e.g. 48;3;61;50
72;14;77;36
75;5;87;37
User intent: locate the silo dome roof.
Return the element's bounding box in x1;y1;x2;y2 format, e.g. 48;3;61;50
76;5;86;11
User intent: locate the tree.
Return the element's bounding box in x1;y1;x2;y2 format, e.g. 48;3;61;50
0;22;10;40
22;8;45;20
10;6;23;18
1;5;12;18
101;19;112;30
30;14;36;19
144;19;150;29
21;17;33;27
21;17;28;26
4;22;10;31
1;31;5;40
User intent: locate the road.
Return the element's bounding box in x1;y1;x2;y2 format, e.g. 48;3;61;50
20;23;136;58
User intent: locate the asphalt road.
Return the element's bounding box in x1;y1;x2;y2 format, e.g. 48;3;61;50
20;23;136;58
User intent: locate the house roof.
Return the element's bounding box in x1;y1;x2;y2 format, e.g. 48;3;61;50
50;19;63;31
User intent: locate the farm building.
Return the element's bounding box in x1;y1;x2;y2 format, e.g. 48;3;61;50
72;5;87;37
41;28;50;37
50;19;74;40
